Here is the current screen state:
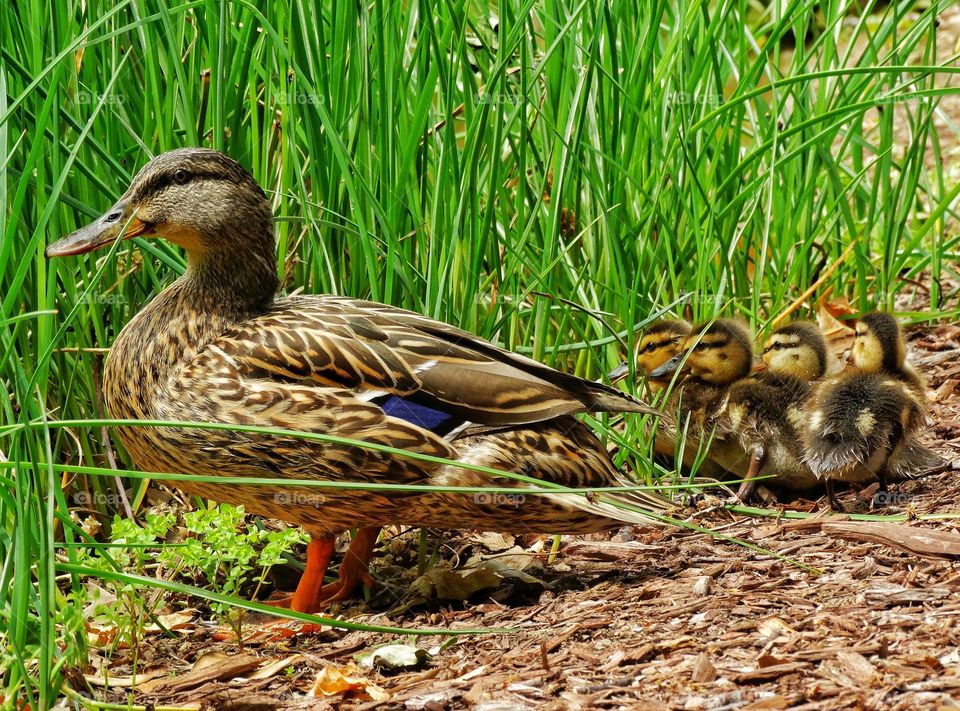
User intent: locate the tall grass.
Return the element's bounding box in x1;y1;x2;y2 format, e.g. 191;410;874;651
2;0;959;706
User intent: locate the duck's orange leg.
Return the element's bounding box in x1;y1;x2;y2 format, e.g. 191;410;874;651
265;528;381;613
311;526;381;607
289;537;337;613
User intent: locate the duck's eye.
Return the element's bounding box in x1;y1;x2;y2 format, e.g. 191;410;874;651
172;168;189;185
104;211;122;223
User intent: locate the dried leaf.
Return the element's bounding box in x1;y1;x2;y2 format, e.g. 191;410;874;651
471;532;515;552
83;668;167;688
309;662;389;702
137;653;261;694
242;654;303;682
411;558;544;600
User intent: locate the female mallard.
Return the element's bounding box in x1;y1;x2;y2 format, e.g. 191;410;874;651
802;312;939;510
47;148;672;613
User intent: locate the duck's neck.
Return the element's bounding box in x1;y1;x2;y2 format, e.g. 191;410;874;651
185;243;279;315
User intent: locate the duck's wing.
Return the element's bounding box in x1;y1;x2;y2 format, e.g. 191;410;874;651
218;295;654;426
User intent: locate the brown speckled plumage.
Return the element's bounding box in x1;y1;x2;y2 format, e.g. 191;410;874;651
48;149;673;608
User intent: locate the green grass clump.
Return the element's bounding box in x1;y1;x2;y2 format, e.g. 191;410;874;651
2;0;959;706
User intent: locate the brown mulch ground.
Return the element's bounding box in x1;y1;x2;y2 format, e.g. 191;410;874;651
71;321;960;711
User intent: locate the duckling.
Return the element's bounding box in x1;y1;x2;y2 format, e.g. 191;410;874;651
636;319;693;392
802;312;937;510
609;319;733;479
724;321;829;502
608;319;691;393
649;319;754;474
650;318;754;415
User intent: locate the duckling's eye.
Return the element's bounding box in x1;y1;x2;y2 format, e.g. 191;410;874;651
172;168;189;185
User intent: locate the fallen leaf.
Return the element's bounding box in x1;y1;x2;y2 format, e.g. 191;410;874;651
83;668;168;688
309;662;389;702
137;653;261;694
411;564;501;600
471;532;515;552
143;610;195;634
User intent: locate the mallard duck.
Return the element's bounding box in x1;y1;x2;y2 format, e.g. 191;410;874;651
608;319;722;473
46;148;674;613
609;319;692;394
802;312;938;510
724;321;829;502
648;319;754;475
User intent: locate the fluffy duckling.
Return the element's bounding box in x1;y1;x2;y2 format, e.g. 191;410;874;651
651;318;754;414
802;312;937;510
725;321;829;502
608;319;720;471
634;319;693;394
608;319;692;393
649;319;754;473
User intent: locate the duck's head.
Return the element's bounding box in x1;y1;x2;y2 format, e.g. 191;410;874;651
850;312;905;373
761;321;828;381
46;148;277;308
637;319;692;383
650;318;753;386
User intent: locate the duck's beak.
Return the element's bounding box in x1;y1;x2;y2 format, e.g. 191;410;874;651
752;361;768;373
650;352;686;379
607;361;630;384
45;201;150;258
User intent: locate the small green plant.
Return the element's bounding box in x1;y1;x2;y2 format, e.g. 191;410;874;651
78;504;306;647
157;504;307;641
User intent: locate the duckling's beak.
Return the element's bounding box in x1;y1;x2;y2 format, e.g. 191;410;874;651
650;352;685;379
607;361;630;384
752;361;768;373
45;201;151;257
